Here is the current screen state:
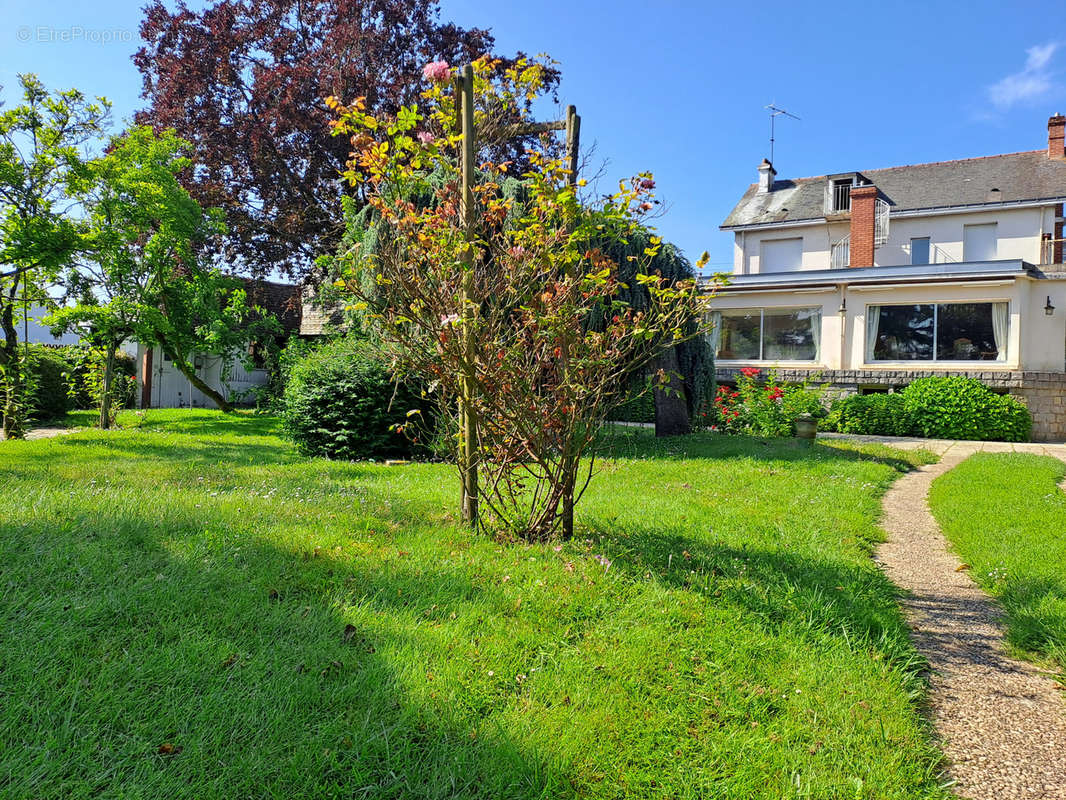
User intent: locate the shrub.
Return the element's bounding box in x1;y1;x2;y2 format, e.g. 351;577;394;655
901;376;1031;442
25;346;72;421
281;337;425;460
712;368;828;437
607;380;655;424
61;346;137;411
823;393;912;437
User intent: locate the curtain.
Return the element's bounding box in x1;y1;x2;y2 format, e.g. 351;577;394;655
709;311;722;356
810;310;822;363
991;302;1008;361
865;306;881;362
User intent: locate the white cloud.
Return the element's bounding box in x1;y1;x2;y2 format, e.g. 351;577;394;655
987;43;1060;111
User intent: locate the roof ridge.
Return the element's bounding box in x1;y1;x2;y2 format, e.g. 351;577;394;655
783;150;1045;184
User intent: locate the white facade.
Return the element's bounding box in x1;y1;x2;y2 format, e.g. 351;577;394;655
730;206;1056;276
136;344;269;408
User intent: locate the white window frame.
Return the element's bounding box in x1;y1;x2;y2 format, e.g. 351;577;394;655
864;300;1011;365
715;306;822;364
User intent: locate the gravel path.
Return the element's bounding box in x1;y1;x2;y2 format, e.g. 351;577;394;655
870;439;1066;800
1;426;77;441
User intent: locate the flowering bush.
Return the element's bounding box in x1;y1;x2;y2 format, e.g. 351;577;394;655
325;56;714;539
709;368;826;438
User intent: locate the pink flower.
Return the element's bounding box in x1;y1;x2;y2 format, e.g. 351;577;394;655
422;60;451;83
417;131;436;144
508;245;526;259
440;313;459;327
639;177;655;190
638;202;653;212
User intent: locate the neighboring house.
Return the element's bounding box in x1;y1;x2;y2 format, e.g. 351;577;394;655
136;279;303;408
21;304;85;347
714;114;1066;440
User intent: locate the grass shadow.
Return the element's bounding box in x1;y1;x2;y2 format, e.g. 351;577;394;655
0;507;562;798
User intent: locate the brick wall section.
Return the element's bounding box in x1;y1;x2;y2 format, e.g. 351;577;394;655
716;366;1066;442
1049;114;1066;160
848;185;878;268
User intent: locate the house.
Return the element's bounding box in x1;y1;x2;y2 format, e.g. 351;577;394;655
135;279;303;408
713;114;1066;441
20;304;85;347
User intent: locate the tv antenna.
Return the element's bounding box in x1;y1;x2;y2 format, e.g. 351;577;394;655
765;104;800;166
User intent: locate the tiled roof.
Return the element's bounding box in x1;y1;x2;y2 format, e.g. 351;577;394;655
243;279;302;334
721;151;1066;229
298;288;346;336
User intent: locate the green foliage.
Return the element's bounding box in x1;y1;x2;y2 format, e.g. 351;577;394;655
0;411;949;798
0;73;111;436
606;375;655;424
823;393;914;437
901;377;1031;442
712;369;828;437
51;126;270;415
930;453;1066;672
24;346;72;421
281;337;424;460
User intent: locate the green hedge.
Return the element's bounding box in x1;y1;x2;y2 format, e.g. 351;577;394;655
902;376;1030;442
607;387;655;424
824;377;1031;442
823;393;912;437
281;337;425;460
25;346;73;421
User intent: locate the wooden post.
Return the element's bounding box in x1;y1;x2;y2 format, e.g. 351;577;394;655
458;65;479;526
565;105;581;185
559;104;582;538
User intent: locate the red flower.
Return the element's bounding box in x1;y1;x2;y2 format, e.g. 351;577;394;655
739;367;760;378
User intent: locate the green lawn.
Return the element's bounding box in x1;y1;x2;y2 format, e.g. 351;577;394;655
929;452;1066;674
0;411;949;799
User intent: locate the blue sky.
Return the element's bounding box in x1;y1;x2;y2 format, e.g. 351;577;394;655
2;0;1065;271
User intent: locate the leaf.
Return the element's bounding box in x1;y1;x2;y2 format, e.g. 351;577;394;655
157;742;182;755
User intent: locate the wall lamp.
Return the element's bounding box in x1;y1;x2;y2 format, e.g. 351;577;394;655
1046;296;1056;316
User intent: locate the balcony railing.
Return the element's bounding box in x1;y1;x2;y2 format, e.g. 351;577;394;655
1041;238;1066;265
830;234;850;268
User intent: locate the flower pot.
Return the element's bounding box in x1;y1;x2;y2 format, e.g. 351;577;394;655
795;414;817;442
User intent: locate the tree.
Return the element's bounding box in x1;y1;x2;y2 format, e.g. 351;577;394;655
134;0;558;282
51;126;272;419
327;57;713;540
0;74;110;438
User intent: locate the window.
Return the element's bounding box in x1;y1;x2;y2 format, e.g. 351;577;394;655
866;302;1008;362
714;307;821;362
760;237;803;273
963;223;997;261
831;179;852;212
910;237;930;265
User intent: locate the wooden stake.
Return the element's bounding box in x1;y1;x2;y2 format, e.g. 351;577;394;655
565;105;581;186
458;64;479;526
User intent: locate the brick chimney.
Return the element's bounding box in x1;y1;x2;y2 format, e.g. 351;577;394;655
757;159;776;193
1050;114;1066;160
849;184;878;268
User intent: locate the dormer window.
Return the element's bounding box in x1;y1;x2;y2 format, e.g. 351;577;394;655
831;179;852;212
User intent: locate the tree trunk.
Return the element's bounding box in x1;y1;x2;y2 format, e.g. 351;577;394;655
99;341;117;429
653;345;690;437
0;289;23;440
171;355;234;413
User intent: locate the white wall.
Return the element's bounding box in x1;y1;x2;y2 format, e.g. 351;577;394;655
711;276;1066;373
137;345;269;408
732;205;1056;273
21;304;82;346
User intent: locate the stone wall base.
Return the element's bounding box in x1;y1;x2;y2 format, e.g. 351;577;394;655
715;367;1066;442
